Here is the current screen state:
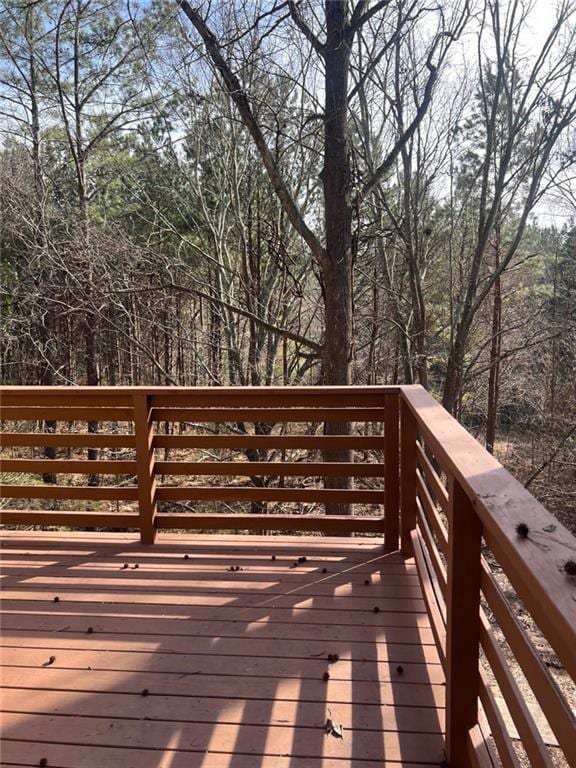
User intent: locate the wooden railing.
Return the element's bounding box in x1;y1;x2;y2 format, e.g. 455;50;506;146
1;383;575;768
0;386;399;545
400;385;576;768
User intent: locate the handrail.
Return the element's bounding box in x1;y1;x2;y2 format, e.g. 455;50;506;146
400;385;576;768
0;385;399;546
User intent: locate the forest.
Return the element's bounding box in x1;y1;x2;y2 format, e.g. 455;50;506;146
1;0;575;529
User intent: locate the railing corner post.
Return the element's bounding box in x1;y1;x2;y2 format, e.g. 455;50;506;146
400;395;417;556
133;392;157;545
445;475;482;768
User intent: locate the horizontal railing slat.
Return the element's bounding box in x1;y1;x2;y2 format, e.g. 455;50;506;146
410;529;446;668
416;442;448;514
0;510;138;527
0;459;137;475
480;617;553;768
150;393;390;408
155;461;386;478
156;487;385;504
0;384;399;397
481;562;576;763
467;725;498;768
415;498;447;597
156;513;385;534
0;407;134;422
478;673;523;768
0;433;135;448
0;484;138;500
0;395;133;407
416;471;448;555
153;435;385;450
150;407;385;423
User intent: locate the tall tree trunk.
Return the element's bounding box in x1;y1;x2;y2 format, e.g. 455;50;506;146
442;316;471;416
321;1;354;515
486;229;502;454
27;7;58;483
367;263;379;384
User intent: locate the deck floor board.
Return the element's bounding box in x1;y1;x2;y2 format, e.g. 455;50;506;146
0;532;446;767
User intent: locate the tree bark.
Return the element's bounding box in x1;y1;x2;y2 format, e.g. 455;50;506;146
319;2;355;515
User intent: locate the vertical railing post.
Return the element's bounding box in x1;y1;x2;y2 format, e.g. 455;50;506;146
400;396;418;555
445;476;482;767
384;392;400;551
133;393;157;545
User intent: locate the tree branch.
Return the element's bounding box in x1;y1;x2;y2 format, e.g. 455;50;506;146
176;0;326;268
362;60;437;196
525;423;576;489
287;1;325;55
350;0;393;32
166;282;322;353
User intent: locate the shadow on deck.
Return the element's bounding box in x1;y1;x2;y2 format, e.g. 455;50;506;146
0;531;444;768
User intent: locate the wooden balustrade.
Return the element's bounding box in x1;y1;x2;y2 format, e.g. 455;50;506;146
400;385;576;768
0;386;398;544
1;383;574;768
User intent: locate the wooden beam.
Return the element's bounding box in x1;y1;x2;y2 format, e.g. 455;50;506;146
150;407;385;423
0;432;135;448
0;406;133;421
155;461;386;477
156;513;385;534
0;459;136;475
153;435;385;450
0;485;137;500
0;510;138;528
156;487;385;504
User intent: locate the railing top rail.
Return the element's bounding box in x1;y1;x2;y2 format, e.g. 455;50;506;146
0;385;401;397
401;384;576;680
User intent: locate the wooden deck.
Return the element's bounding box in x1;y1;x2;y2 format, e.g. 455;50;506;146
0;531;444;768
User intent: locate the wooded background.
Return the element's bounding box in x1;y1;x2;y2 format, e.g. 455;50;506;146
1;0;575;527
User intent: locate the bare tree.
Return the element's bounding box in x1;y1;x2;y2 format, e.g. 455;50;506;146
172;0;469;512
442;0;576;414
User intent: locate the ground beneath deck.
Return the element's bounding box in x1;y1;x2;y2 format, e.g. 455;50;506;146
0;531;445;768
